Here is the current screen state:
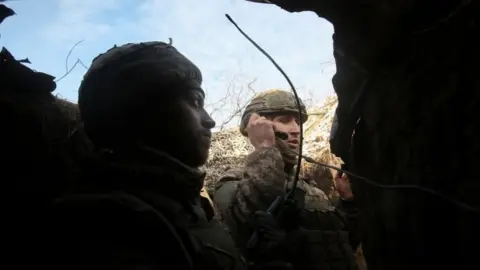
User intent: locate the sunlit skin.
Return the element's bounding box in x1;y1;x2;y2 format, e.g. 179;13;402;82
245;113;300;150
270;114;301;152
335;172;354;200
246;112;353;200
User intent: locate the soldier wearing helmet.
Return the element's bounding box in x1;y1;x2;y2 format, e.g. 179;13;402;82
239;89;308;165
45;41;247;270
214;89;359;270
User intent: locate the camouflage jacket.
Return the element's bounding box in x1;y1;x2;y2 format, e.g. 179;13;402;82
214;147;360;269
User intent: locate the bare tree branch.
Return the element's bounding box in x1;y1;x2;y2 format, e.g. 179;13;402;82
205;72;334;131
65;40;84;73
205;75;258;130
218;77;257;130
55;40;88;83
319;59;335;75
55;58;88;83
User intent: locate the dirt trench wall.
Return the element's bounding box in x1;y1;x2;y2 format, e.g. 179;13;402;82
322;1;479;270
244;1;479;269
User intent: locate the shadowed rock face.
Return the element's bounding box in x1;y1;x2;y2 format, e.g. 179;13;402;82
247;0;479;269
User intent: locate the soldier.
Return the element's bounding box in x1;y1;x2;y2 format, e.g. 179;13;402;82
45;41;248;270
214;89;359;270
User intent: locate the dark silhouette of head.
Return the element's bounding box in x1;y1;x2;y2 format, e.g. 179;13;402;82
78;42;215;167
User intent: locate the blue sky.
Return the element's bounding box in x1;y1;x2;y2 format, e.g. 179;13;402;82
2;0;336;128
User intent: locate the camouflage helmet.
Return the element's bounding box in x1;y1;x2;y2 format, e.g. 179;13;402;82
239;89;308;136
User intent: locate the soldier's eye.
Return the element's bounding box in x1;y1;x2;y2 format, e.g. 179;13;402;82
295;117;301;125
191;98;204;109
190;99;198;108
278;116;294;123
280;117;290;123
186;90;205;109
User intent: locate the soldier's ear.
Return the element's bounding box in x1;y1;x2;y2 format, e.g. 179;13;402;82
248;113;261;124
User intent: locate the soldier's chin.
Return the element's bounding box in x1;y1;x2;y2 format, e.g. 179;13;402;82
288;144;299;151
197;149;210;166
182;150;209;168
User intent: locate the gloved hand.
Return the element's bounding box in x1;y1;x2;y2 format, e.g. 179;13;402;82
251;210;287;247
249;210;304;269
276;197;301;231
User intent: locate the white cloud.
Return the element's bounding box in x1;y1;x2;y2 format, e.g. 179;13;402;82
131;0;336;127
41;0;121;43
33;0;337;128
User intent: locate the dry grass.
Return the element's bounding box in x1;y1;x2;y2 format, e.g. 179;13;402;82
54;96;80;122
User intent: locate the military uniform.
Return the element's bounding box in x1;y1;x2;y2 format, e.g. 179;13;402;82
49;147;246;270
214;90;359;270
45;42;247;270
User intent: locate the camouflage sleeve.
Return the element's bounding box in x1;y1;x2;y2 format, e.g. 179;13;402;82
214;147;286;247
234;147;286;215
335;198;361;249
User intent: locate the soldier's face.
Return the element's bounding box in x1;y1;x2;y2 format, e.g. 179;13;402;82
140;84;215;167
271;114;301;151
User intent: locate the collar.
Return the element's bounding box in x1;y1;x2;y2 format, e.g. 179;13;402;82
82;144;205;202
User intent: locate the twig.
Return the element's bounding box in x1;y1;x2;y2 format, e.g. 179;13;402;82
205;75;258;130
55;58;88;83
55;40;89;83
218;77;257;130
319;59;335;75
65;40;84;73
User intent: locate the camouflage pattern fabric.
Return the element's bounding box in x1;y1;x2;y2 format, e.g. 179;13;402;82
239;89;308;136
238;89;308;165
214;147;359;270
217;147;334;220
